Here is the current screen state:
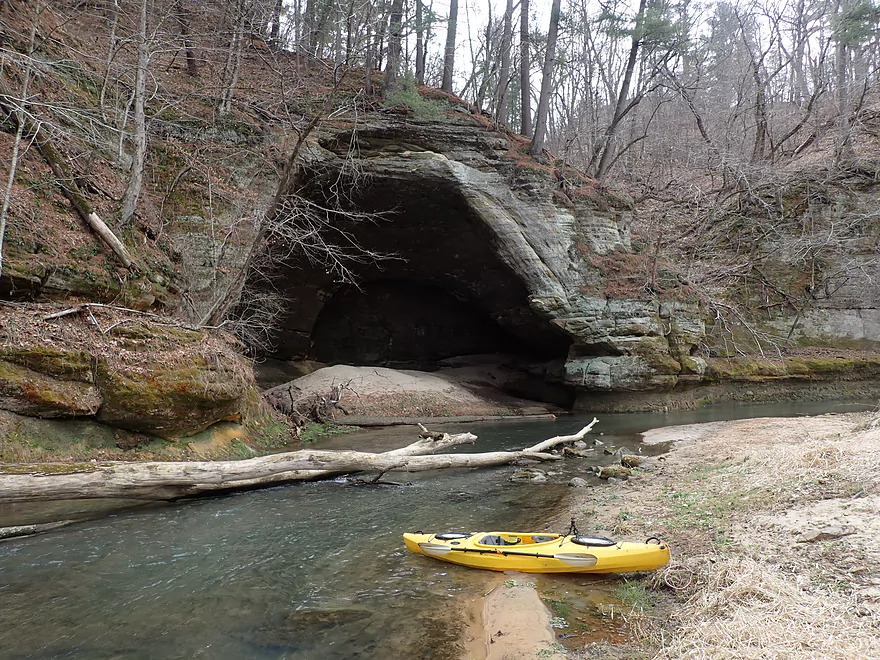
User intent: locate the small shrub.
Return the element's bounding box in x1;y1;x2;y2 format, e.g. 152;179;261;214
383;74;448;120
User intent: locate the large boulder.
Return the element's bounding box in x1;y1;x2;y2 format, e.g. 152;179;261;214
0;346;100;417
0;305;258;438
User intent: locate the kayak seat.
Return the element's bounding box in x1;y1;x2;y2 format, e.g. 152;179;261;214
531;535;556;543
479;535;519;546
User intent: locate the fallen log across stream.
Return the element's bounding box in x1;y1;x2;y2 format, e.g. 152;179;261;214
0;419;598;503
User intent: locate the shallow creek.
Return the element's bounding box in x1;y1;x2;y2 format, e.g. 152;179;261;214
0;400;870;659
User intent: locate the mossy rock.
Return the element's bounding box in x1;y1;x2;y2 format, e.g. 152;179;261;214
801;356;857;373
598;465;632;480
679;356;706;376
620;455;641;468
631;337;681;374
704;357;788;381
94;355;254;437
0;359;101;417
0;346;94;381
0;261;46;297
108;323;204;346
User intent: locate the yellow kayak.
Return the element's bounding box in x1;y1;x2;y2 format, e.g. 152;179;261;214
403;530;670;574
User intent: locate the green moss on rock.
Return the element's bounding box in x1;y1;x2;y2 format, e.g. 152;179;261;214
0;359;101;417
704;354;880;382
0;346;94;381
95;355;252;438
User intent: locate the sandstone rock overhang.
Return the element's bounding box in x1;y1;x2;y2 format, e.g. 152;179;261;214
263;116;705;400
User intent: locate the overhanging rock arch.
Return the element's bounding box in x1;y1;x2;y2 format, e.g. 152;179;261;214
258;117;703;406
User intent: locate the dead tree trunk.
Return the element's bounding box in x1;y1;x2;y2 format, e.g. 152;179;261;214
120;0;149;223
0;420;598;503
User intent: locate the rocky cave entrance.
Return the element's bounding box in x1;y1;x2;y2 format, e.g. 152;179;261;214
310;279;533;369
263;156;575;407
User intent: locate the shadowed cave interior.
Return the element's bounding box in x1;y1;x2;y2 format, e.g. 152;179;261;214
263;165;576;406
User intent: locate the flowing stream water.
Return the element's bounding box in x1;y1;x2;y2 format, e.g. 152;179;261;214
0;400;871;659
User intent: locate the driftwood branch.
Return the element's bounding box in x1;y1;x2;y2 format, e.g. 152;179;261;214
0;421;600;503
525;417;598;452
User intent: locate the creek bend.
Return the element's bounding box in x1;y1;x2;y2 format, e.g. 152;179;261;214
0;400;871;659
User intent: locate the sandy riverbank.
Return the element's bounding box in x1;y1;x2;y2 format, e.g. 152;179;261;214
570;411;880;659
462;573;566;660
464;411;880;659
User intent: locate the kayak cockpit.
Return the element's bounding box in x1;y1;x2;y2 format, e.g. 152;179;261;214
474;534;560;547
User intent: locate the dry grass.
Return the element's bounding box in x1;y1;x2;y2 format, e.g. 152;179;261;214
647;417;880;659
569;413;880;660
654;555;880;659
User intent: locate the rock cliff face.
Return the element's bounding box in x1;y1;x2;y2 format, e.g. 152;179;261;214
265;110;705;401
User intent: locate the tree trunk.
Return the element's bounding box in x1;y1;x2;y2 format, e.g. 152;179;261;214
270;0;283;47
834;0;853;163
0;420;598;503
176;0;198;76
442;0;458;93
383;0;404;94
495;0;513;125
520;0;532;136
530;0;561;157
415;0;425;84
120;0;149;224
364;24;373;95
98;0;120;113
595;0;647;180
218;0;245;117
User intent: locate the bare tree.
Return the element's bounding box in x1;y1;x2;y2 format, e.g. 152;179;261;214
530;0;561;157
494;0;513;125
415;0;426;84
270;0;284;47
520;0;531;136
442;0;458;93
175;0;199;76
594;0;648;180
0;0;41;281
120;0;149;224
218;0;246;117
384;0;404;93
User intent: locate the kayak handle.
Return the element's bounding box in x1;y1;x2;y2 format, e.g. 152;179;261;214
645;536;662;545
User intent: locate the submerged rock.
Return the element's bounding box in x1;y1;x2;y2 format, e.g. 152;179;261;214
509;468;548;483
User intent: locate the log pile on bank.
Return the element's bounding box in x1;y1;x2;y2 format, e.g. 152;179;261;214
0;420;598;503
